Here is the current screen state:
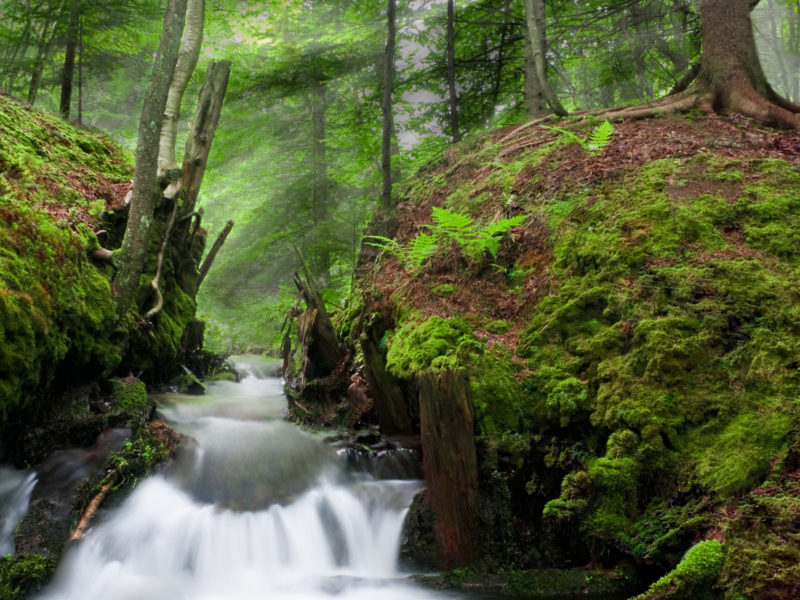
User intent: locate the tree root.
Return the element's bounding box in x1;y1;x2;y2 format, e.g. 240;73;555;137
143;200;179;322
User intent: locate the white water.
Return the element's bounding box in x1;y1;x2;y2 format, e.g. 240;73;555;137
39;361;448;600
0;466;36;555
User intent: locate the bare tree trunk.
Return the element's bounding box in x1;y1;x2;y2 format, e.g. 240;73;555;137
311;82;331;286
523;35;548;116
179;60;230;217
522;0;568;117
490;0;511;117
59;0;80;119
381;0;396;210
446;0;460;142
113;0;188;320
158;0;205;174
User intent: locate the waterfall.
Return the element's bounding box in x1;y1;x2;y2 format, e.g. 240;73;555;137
0;467;36;555
39;366;445;600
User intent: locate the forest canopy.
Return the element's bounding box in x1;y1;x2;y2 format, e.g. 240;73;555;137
1;0;798;351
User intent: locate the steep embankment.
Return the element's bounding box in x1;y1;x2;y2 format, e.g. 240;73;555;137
348;113;800;599
0;92;206;459
0;93;132;420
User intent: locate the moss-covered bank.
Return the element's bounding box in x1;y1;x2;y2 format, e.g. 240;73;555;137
335;113;800;598
0;91;208;458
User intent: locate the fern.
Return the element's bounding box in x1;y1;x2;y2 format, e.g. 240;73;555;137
585;120;614;154
541;119;614;155
407;233;438;267
431;206;474;236
365;210;528;272
364;235;403;259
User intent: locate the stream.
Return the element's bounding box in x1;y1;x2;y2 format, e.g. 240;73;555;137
34;359;454;600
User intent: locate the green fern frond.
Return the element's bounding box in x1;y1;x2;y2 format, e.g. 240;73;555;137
363;235;402;257
585;120;614;154
407;233;437;267
541;124;584;146
432;206;474;234
483;214;527;237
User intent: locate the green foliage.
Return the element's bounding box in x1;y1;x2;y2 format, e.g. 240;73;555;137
542;120;615;155
366;208;527;272
0;554;55;600
633;540;724;600
431;283;457;297
385;316;483;378
109;377;147;411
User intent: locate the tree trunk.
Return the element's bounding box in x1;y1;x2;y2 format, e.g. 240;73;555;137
58;0;80;120
446;0;460;142
489;0;512;117
418;369;478;568
158;0;205;174
522;0;567;117
311;82;331;286
523;35;548;116
694;0;800;127
381;0;396;210
592;0;800;128
112;0;188;320
179;60;231;218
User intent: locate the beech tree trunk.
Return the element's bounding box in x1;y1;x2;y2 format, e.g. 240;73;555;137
158;0;205;174
113;0;188;320
522;0;567;117
381;0;396;210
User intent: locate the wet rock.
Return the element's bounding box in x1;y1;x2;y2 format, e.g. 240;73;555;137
399;490;440;571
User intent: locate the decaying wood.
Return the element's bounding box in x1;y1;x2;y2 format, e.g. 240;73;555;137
418;369;478;568
69;471;118;542
180;60;231;217
291;253;344;381
198;219;233;288
91;247;114;263
361;318;414;434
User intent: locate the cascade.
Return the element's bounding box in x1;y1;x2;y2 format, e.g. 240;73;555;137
38;360;447;600
0;467;36;555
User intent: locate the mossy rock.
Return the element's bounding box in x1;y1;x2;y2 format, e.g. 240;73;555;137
0;554;56;600
109;377;147;411
632;540;724;600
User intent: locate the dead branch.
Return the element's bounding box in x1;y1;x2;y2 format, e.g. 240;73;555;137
197;219;233;288
69;472;118;542
91;247;114;263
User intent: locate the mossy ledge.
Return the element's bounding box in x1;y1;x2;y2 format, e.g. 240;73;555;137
0;91;208;455
333;114;800;597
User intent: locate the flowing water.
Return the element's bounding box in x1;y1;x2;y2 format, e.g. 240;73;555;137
0;466;36;555
38;360;453;600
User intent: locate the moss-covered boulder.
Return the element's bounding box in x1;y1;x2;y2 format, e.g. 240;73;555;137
351;113;800;595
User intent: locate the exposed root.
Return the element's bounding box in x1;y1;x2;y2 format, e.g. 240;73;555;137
143;200;179;322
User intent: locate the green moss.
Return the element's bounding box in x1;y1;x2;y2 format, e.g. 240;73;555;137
0;554;56;600
109;377;148;411
485;319;510;334
385;316;483;378
431;283;457;297
633;540;724;600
